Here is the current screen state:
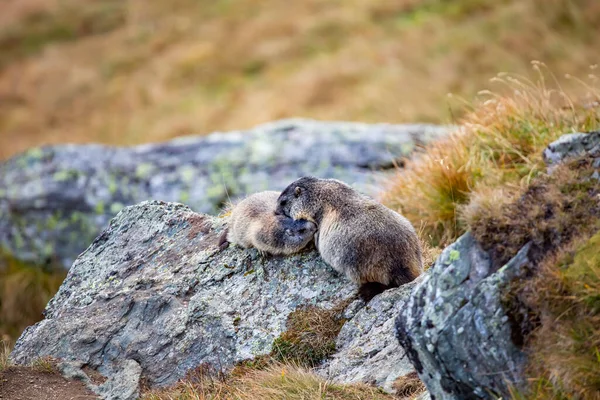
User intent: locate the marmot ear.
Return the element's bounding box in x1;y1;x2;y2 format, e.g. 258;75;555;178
294;187;302;197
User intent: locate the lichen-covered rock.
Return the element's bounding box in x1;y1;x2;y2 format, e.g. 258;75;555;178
395;233;531;400
319;278;422;393
10;200;358;399
0;119;448;269
543;130;600;165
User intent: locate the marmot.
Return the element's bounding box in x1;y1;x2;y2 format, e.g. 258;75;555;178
275;177;423;300
221;191;317;255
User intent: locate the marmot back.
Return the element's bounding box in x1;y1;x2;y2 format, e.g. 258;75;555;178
275;177;423;300
226;191;317;255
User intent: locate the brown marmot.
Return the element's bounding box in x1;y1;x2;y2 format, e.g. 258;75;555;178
275;177;423;300
221;191;317;255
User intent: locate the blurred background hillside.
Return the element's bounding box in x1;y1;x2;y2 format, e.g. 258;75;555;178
1;0;600;160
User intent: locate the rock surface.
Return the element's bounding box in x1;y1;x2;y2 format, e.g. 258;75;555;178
543;130;600;165
0;119;448;269
10;200;416;399
395;233;530;400
320;279;421;393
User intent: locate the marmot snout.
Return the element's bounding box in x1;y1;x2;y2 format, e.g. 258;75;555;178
276;177;423;300
223;191;317;255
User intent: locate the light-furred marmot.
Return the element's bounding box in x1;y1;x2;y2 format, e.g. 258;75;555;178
221;191;317;255
275;177;423;300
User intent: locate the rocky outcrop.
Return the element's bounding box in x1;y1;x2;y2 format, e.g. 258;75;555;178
395;233;530;400
395;131;600;400
10;200;417;399
0;119;448;269
320;279;421;393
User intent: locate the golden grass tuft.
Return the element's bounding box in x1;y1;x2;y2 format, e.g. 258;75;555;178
143;362;395;400
382;65;600;247
271;304;346;368
30;356;58;374
0;340;11;372
392;372;427;399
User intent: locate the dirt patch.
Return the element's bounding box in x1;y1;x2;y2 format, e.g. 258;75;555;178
0;366;98;400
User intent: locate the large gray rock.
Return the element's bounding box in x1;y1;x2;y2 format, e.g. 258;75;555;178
320;279;421;393
395;233;530;400
0;119;448;269
10;200;418;399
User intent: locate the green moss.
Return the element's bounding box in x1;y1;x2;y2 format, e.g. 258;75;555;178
447;249;460;264
107;178;119;195
53;169;79;182
95;201;105;215
110;202;124;215
135;163;154;179
26;148;43;160
180;166;196;183
179;190;190;204
46;213;60;231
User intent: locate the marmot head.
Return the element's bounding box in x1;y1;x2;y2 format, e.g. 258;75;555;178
277;215;317;251
277;176;351;224
276;176;320;223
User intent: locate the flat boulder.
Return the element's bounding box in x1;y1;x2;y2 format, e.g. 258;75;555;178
10;199;420;399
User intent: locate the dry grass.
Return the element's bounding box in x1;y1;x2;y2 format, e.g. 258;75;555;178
271;304;347;368
392;372;427;399
450;151;600;397
382;65;600;246
143;363;395;400
30;357;58;374
2;0;600;159
0;340;11;372
465;156;600;268
513;231;600;400
382;67;600;398
0;252;66;343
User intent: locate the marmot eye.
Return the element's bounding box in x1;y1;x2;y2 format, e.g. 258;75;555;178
298;228;306;234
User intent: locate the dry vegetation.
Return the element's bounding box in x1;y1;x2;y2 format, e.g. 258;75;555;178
518;232;600;399
0;340;11;372
382;65;600;247
0;251;66;345
1;0;600;159
143;303;426;400
271;304;346;367
143;363;399;400
381;68;600;398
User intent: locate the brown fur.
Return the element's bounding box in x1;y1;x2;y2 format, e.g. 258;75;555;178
224;191;317;255
276;177;423;300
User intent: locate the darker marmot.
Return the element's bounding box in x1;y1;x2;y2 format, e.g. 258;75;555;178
275;177;422;300
221;191;317;255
